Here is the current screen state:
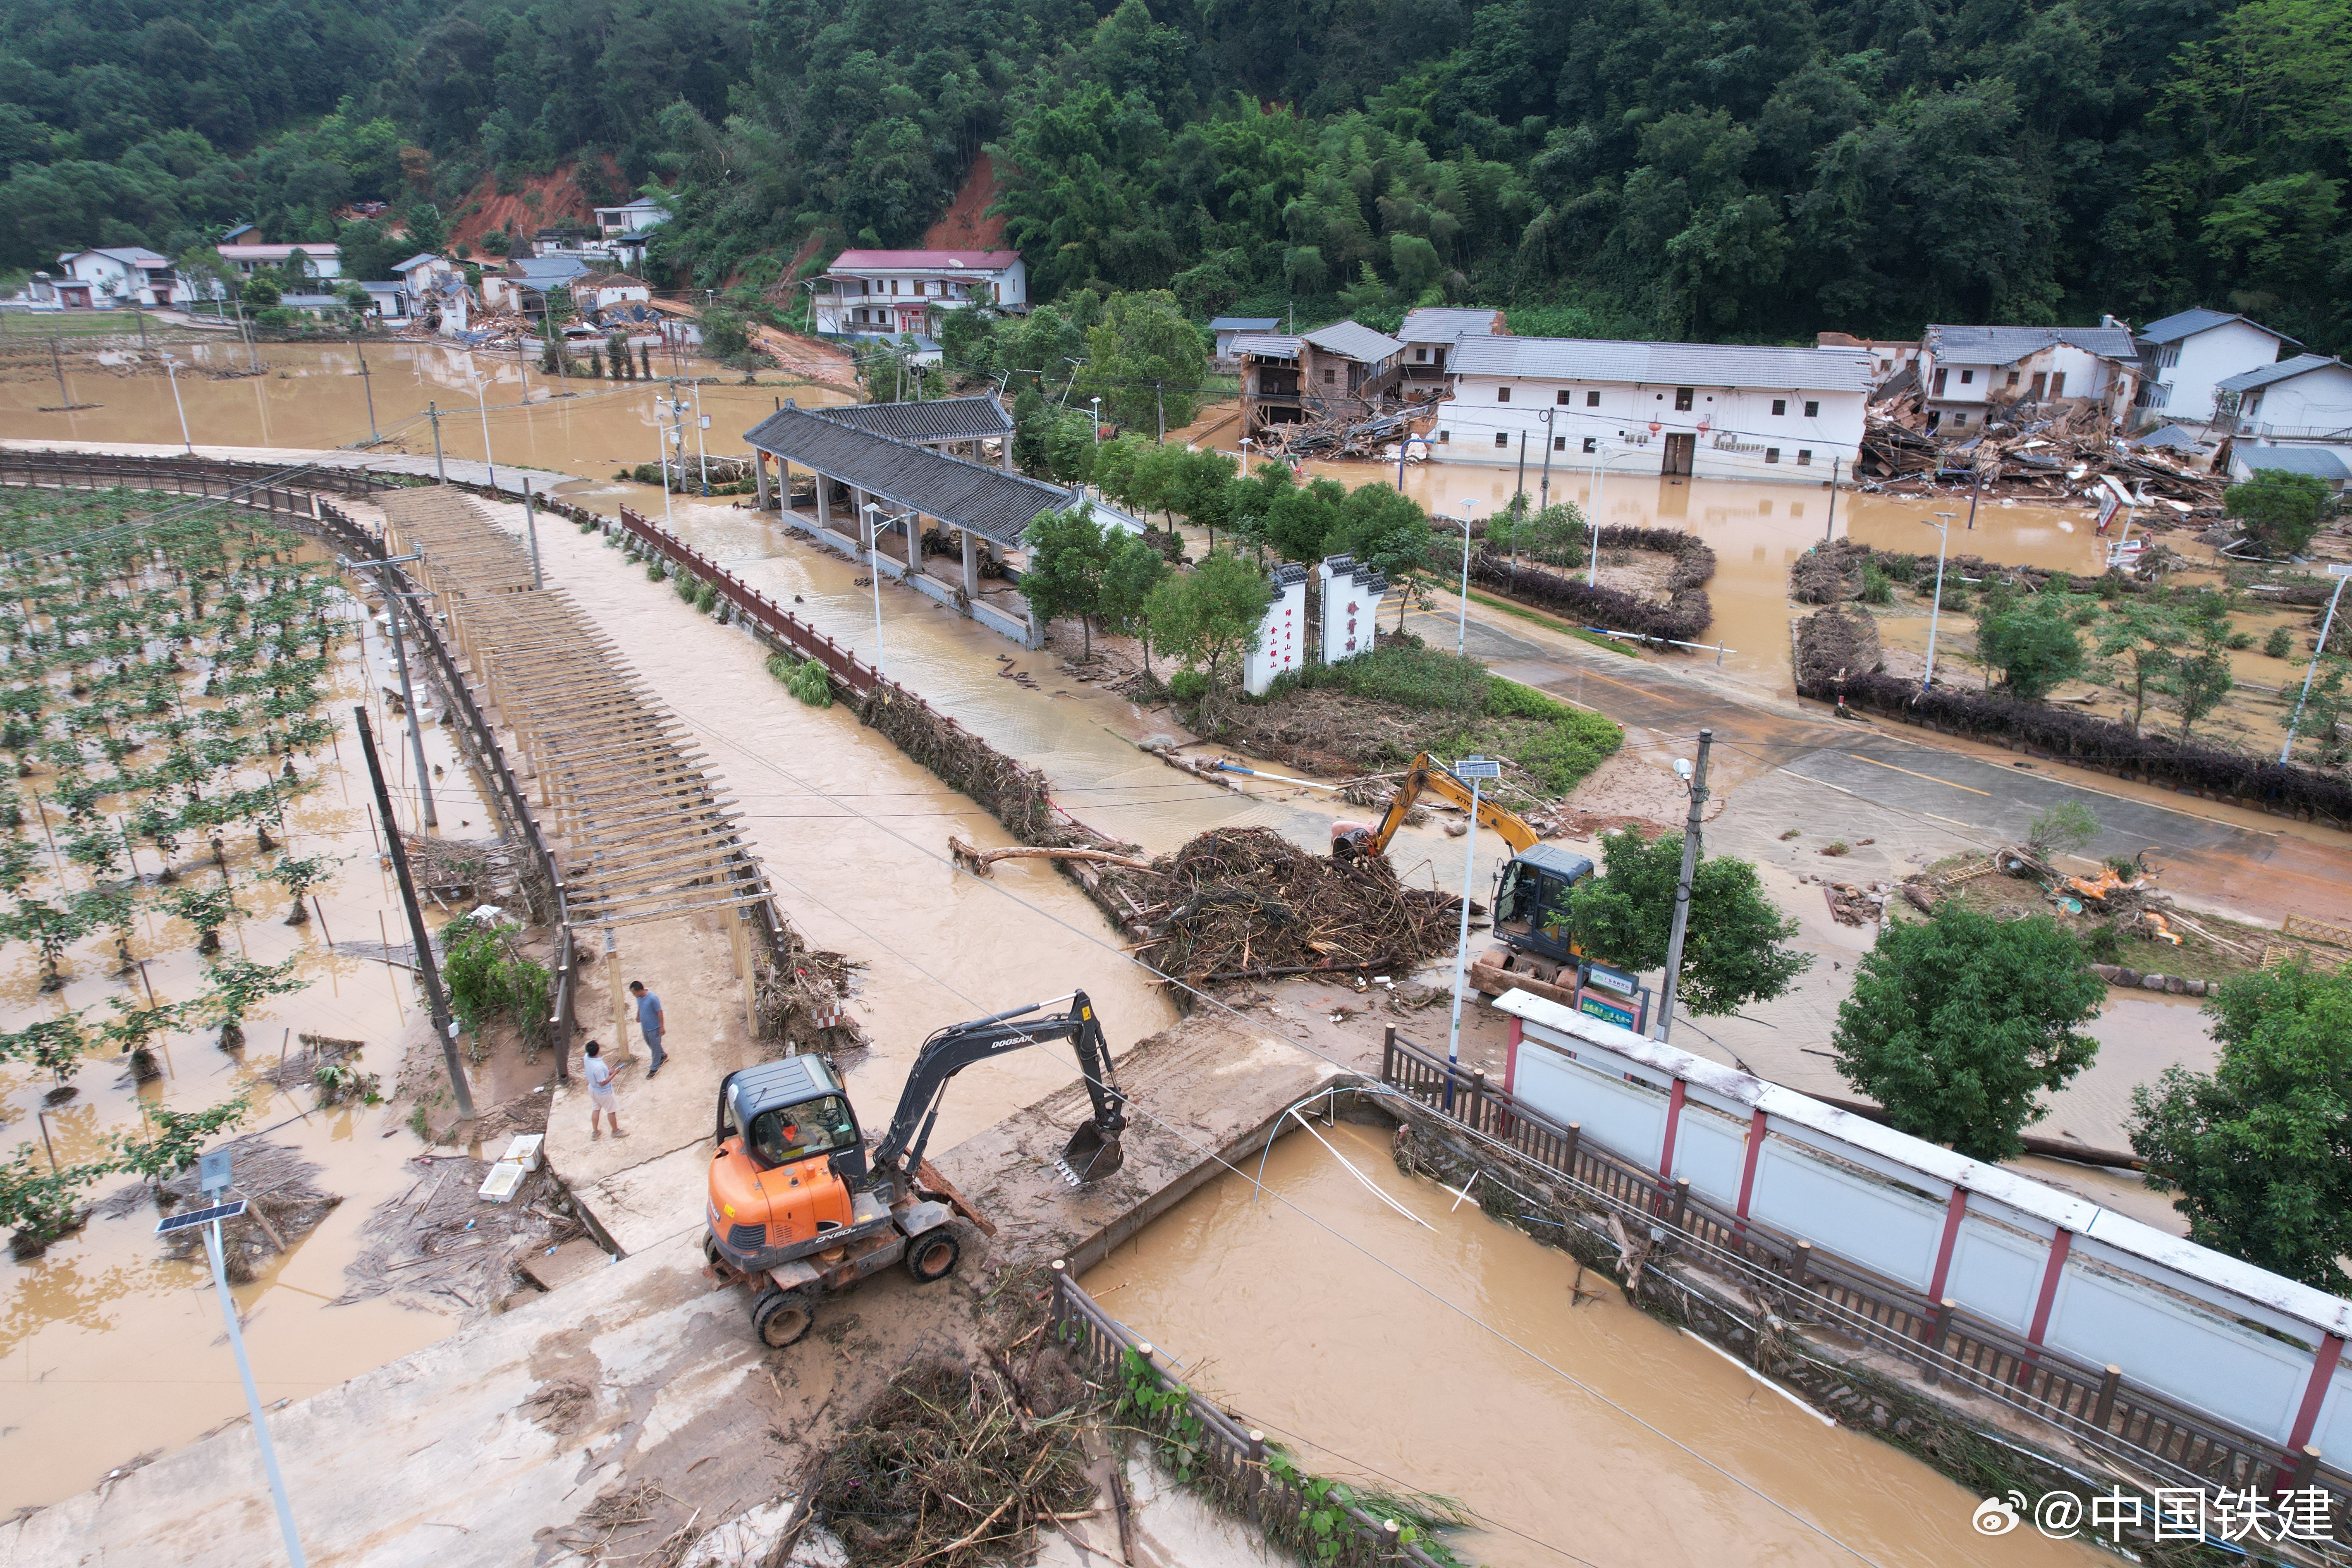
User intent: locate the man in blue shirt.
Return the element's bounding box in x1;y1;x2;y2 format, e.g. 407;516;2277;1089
630;980;667;1078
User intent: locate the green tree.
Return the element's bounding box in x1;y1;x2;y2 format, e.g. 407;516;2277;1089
404;203;447;256
240;275;280;309
113;1089;254;1188
260;852;340;925
1098;533;1170;668
3;896;96;990
702;304;750;361
1831;903;2104;1161
2282;657;2352;769
1564;828;1811;1017
2095;597;2181;736
0;1142;113;1252
199;954;305;1050
162;881;243;955
1142;551;1272;685
0;1011;90;1087
2128;961;2352;1290
1076;291;1209;432
1976;595;2086;699
2226;469;2334;555
1023;508;1112;655
2157;597;2238;739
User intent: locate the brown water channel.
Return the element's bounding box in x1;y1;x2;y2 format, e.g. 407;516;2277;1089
1088;1119;2103;1568
0;563;505;1511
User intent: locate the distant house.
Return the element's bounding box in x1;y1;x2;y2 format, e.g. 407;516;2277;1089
2214;355;2352;443
219;224;260;245
1434;335;1871;481
355;281;411;324
1919;322;2140;434
1398;307;1504;390
594;198;670;238
392;253;459;295
1208;316;1278;363
484;254;593;316
811;250;1027;339
52;248;181;308
216;242;343;282
533;226;603;258
579;273;652;315
1238;319;1407;438
2133;309;2300;427
2228;443;2352;493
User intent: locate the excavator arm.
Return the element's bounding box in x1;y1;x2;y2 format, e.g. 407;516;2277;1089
1341;752;1542;859
870;991;1127;1189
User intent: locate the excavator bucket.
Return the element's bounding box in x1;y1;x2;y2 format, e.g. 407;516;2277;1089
1054;1120;1124;1186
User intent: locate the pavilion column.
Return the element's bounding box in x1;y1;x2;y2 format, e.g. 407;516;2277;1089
817;472;832;532
961;529;979;595
906;513;922;569
754;450;771;511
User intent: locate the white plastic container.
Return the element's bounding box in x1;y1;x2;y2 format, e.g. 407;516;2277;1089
501;1134;545;1172
478;1161;527;1203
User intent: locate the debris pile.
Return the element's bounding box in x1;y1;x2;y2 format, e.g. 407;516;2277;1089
1124;827;1470;984
109;1140;344;1283
1795;605;1885;687
1253;401;1439;461
1859;390;2227;511
811;1360;1092;1568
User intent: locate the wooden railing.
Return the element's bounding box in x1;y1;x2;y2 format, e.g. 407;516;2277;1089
1050;1265;1451;1567
0;448;395;500
616;504;880;697
1378;1030;2350;1533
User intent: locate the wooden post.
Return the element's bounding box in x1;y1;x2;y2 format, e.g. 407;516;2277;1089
1561;1120;1582;1176
731;904;758;1040
1792;1239;1814;1289
1923;1297;1955;1384
1381;1025;1396;1082
606;925;631;1063
1468;1067;1488;1132
2089;1364;2122;1433
1669;1176;1690;1232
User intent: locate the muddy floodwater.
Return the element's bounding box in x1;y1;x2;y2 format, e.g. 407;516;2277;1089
0;574;502;1511
1088;1119;2103;1568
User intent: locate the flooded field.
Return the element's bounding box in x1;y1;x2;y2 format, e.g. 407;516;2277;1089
0;524;504;1510
1088;1118;2104;1568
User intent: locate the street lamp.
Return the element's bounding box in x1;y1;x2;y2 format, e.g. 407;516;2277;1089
2281;564;2352;763
1456;499;1478;655
862;502;914;680
1240;436;1253;478
1090;396;1102;447
1444;756;1502;1107
1586;444;1651;585
472;366;497;491
1921;512;1954;689
162;355;192;454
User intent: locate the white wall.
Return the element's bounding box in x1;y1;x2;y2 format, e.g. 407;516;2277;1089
1434;373;1863;482
2240;368;2352;441
2155;321;2286;424
1928;344;2121;425
1496;995;2352;1452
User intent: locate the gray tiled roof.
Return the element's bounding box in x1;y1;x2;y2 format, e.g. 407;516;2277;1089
743;403;1077;547
816;395;1013;444
1448;335;1872;392
1301;320;1406;363
1400;307;1504;342
1209;316;1279;332
1925;324;2137;365
1233;334;1304;359
2235;444;2352;482
2217;354;2349;394
2137;307;2299;348
2132;424;2205;451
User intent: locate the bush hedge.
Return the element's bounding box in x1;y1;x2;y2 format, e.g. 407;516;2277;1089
1811;670;2352;822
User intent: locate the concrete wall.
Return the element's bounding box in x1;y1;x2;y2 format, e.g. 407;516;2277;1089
1436;374;1864;481
1498;991;2352;1454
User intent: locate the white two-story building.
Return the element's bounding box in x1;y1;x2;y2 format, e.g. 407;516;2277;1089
810;250;1027;340
2218;355;2352;443
2132;309;2300;428
52;248;181;307
215;242;343;283
1434;336;1871;481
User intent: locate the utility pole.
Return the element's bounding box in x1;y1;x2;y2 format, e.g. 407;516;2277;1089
354;706;473;1120
1654;729;1712;1044
1513;429;1528;515
48;337;71;408
521;478;544;591
352;558;438;830
473;370;497;491
1444;756;1503;1107
2282;565;2352;763
1537;409;1556;511
1456;500;1477;655
427;401;446;483
164;356;193;454
692;381;710;496
232;294;260;372
355;346;379;443
1825;455;1840;542
1155;380;1164;445
1922;512;1954;689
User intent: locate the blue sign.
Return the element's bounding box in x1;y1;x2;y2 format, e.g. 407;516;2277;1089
1579;992;1638;1030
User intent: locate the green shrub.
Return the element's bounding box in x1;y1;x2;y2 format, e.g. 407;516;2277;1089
2226;631;2254;650
694;582;718;614
674;573;697;602
767;653;832;707
1512;707;1623;793
1860;563;1893;605
2264;626;2295;659
1168;668;1211;703
646;560;667;581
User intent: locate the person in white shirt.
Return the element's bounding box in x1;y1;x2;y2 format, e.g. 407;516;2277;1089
582;1040;627;1139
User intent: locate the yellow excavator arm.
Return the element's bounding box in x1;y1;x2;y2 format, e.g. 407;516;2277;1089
1340;752;1541;858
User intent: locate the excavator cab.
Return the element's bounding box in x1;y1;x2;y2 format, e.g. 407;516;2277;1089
707;1055;873;1272
1492;845;1593;965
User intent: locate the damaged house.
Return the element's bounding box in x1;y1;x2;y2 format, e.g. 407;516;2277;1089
1919;322;2141;435
1238;319;1408;440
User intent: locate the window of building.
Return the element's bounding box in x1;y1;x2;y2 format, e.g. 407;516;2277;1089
1765;447;1781;463
1880;359;1892;371
1438;429;1450;442
1494;432;1510;448
1804;400;1819;417
1553;435;1566;451
1674;387;1694;411
1323;368;1336;383
1797;449;1813;466
1497;386;1510;402
2030;372;2046;398
1932;368;1948;395
2156;343;2180;369
2005;371;2020;388
2050;371;2066;397
1960;369;1974;384
1951;412;1969;427
1556;389;1571;404
1415;348;1428;363
1583;437;1598;453
1586;390;1600;407
1771;398;1786;416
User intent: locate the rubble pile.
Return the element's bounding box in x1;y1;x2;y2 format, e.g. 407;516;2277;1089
1859;388;2228;513
1254;401;1440;461
1124;827;1469;984
1795;604;1885;687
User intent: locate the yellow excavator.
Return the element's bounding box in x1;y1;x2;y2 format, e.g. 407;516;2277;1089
703;992;1127;1348
1332;752;1598;1008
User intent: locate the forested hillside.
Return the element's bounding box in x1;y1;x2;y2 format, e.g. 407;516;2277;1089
3;0;2346;349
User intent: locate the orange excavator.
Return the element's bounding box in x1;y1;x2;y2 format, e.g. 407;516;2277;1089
1332;751;1597;1007
704;992;1127;1348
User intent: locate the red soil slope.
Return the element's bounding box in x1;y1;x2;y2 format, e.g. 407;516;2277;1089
449;156;628;253
922;154;1008;251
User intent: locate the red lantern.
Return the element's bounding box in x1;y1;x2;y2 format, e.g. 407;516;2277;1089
1648;420;1662;435
1697;417;1711;435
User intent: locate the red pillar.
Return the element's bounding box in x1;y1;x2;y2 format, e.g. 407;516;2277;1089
1504;1015;1522;1098
2286;1333;2346;1455
2027;1228;2073;1347
1734;1108;1768;1219
1926;1188;1969;1303
1656;1078;1687;1180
